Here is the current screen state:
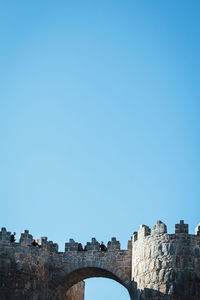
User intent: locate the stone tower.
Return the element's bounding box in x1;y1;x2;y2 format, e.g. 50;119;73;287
132;220;200;299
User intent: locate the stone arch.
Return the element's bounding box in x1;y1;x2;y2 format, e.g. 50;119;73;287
50;265;131;300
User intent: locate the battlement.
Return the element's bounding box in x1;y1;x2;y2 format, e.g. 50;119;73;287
0;228;132;300
152;220;167;235
0;221;200;299
0;227;11;242
0;227;123;254
0;227;58;252
20;229;33;244
1;220;199;254
133;220;200;242
131;220;200;298
65;237;121;251
37;236;58;252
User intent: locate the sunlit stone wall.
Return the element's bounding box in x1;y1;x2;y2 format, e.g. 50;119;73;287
132;220;200;299
66;282;85;300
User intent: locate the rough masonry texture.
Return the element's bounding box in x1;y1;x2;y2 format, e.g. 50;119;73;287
65;282;85;300
0;220;200;299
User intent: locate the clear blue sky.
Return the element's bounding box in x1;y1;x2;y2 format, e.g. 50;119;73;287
0;1;200;299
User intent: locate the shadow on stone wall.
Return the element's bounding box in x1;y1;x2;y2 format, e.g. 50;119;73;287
132;284;200;300
66;281;200;300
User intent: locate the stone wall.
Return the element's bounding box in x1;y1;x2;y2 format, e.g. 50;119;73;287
49;237;132;299
0;229;131;300
132;220;200;299
0;221;200;299
0;242;50;299
65;282;85;300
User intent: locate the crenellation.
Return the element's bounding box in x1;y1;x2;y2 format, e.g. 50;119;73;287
128;239;132;250
175;220;189;234
0;227;11;242
48;241;59;252
152;221;167;235
138;225;151;240
132;220;200;299
133;232;138;242
19;229;33;245
107;237;120;250
86;238;99;250
65;239;79;251
37;236;58;252
37;236;48;245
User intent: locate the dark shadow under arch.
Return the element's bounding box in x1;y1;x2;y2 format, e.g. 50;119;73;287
60;267;128;290
52;266;132;300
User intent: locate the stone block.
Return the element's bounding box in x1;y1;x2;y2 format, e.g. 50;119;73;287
65;282;85;300
19;230;33;245
159;269;165;282
65;239;78;251
107;237;120;251
0;228;11;242
37;237;58;252
175;220;188;234
127;240;132;250
152;221;167;235
86;238;99;251
138;225;151;240
133;232;138;242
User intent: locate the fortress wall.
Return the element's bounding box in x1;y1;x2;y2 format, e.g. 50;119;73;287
132;221;200;299
0;229;131;299
0;244;49;299
1;222;200;299
0;241;85;300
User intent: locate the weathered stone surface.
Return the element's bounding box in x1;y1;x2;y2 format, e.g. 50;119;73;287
0;221;200;299
138;225;151;240
175;220;188;234
0;227;11;242
65;282;85;300
19;230;33;245
0;229;131;300
132;220;200;299
152;221;167;236
107;237;120;250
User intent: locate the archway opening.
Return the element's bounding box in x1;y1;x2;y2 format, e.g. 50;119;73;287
53;267;131;300
85;277;130;300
